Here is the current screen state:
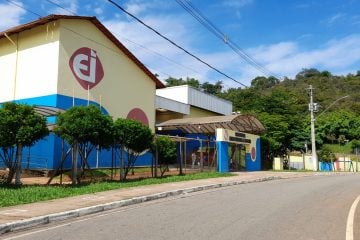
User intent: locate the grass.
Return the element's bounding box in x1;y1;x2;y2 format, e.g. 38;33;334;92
54;167;155;179
0;172;233;208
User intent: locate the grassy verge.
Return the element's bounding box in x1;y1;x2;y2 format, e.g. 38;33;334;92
0;172;233;208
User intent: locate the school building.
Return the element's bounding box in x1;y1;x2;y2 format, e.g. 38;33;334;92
0;15;264;172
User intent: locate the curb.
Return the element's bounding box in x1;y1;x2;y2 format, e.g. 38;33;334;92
0;176;282;235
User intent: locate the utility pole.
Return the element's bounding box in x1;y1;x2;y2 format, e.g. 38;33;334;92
308;85;318;171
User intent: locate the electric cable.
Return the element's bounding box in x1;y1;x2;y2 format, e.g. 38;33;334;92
5;0;236;89
45;0;77;15
5;0;41;17
176;0;283;80
107;0;247;88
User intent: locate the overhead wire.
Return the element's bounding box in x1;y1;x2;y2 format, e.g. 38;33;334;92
107;0;247;88
5;0;236;88
44;0;77;15
176;0;283;80
3;0;187;85
4;0;41;17
121;37;200;76
41;1;219;84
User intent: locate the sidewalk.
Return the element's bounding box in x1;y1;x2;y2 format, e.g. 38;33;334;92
0;171;342;234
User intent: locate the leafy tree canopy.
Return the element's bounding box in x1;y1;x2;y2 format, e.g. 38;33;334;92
0;102;48;147
164;77;223;95
0;102;48;184
113;118;153;153
54;105;113;148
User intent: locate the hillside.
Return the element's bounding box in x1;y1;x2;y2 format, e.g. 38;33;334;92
219;68;360;168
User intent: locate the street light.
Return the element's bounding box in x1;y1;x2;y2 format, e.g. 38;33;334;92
308;84;349;171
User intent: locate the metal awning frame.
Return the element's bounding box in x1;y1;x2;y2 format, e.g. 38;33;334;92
156;114;265;135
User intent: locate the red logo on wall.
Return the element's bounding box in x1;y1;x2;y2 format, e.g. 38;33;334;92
69;47;104;90
127;108;149;126
251;146;256;162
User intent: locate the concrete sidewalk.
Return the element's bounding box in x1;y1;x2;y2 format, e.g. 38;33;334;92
0;171;340;234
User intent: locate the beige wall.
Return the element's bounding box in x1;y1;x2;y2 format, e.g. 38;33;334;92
156;111;184;124
185;106;221;118
57;19;156;129
0;23;60;102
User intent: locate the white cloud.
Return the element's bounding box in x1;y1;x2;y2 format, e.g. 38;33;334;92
0;1;26;31
246;34;360;81
324;13;346;25
94;7;103;15
125;3;146;15
223;0;253;8
101;1;360;88
47;0;78;15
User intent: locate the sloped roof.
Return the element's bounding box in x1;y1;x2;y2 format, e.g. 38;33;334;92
0;14;165;89
156;114;265;135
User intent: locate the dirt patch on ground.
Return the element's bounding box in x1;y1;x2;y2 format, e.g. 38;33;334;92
0;168;198;185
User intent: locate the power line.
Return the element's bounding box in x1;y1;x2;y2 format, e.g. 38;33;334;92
175;0;283;80
121;37;201;76
6;0;235;89
5;0;41;17
107;0;247;88
45;0;77;15
42;0;226;85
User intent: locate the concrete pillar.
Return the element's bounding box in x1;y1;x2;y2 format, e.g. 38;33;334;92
217;141;229;173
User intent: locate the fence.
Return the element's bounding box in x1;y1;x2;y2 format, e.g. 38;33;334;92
158;135;218;174
273;154;360;172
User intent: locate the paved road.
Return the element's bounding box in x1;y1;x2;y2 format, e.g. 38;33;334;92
3;174;360;240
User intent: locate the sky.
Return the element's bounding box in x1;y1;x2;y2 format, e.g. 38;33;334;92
1;0;360;88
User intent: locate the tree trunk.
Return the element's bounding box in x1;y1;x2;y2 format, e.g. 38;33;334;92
15;143;23;185
72;142;78;185
5;168;15;184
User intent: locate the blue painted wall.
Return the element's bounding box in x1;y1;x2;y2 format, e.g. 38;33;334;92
319;162;333;171
245;138;261;171
0;94;153;170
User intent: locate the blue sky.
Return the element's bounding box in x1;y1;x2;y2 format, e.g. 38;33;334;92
1;0;360;88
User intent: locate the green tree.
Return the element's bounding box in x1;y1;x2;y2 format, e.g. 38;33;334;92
151;136;177;177
316;110;360;144
350;139;360;153
201;81;223;95
113;119;153;180
0;102;48;184
318;146;336;163
250;76;279;90
54;105;113;184
164;77;200;89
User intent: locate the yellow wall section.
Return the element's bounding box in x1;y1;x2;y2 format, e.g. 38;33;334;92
0;38;16;102
0;23;60;102
57;19;156;129
156;111;184;124
186;106;221;118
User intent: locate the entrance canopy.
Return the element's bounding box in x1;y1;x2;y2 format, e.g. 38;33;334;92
156;114;265;135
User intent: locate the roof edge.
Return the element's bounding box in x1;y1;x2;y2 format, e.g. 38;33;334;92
0;14;165;89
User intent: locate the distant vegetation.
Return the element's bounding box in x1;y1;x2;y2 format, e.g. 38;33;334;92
166;69;360;168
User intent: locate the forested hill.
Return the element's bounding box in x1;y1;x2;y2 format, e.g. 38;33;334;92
220;68;360;115
164;68;360;168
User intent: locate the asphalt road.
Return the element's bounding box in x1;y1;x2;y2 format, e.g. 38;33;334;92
3;174;360;240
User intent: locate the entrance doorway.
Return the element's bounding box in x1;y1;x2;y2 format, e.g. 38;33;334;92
229;143;246;171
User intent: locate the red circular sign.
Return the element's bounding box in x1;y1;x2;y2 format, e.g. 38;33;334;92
127;108;149;126
251;146;256;161
69;47;104;90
